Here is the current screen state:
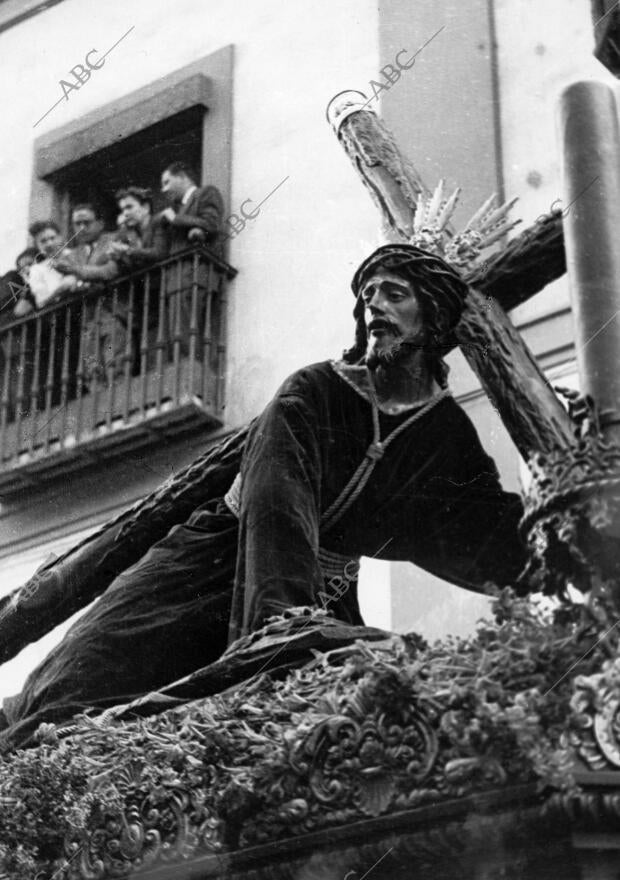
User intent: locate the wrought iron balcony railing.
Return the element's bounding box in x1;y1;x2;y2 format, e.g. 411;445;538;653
0;247;236;494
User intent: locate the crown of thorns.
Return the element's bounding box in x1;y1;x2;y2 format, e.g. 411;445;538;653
351;243;470;337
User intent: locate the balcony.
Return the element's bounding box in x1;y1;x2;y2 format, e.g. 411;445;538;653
0;248;236;495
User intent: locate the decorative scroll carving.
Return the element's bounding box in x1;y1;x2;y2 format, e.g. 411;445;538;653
288;706;438;819
1;597;610;880
563;663;620;773
63;780;227;878
520;425;620;594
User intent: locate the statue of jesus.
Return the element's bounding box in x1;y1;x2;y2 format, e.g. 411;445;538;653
0;243;527;751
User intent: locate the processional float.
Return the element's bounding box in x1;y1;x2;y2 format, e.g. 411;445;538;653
2;81;620;879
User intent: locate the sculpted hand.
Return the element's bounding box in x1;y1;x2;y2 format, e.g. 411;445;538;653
160;207;176;223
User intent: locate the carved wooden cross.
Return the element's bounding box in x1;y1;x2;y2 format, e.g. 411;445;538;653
326;86;620;600
326;91;576;463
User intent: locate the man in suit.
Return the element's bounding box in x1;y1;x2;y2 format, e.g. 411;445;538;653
53;204;119;285
159;162;223;255
52;204;123;387
158;163;224;361
108;187;170;371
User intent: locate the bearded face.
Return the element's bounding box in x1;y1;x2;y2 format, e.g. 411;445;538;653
360;270;427;369
365;337;422;370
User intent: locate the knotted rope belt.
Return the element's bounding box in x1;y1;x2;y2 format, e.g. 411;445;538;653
320;383;450;531
224;378;450;578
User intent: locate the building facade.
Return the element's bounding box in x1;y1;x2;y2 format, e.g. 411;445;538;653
0;0;610;699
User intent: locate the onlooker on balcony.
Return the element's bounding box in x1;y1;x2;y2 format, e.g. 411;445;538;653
14;223;78;413
27;221;78;308
0;248;38;324
52;204;124;388
158;164;223;360
158;162;223;255
52;204;118;287
0;248;39;422
108;187;170;373
109;187;169;271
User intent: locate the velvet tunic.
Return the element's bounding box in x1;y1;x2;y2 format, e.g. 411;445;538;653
232;360;526;634
1;360;526;749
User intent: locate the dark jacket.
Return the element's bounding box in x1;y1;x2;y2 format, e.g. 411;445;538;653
115;219;170;270
62;233;119;286
162;185;224;255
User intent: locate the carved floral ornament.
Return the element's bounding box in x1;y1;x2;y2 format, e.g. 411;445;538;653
542;659;620;836
520;391;620;596
564;659;620;772
3;597;619;880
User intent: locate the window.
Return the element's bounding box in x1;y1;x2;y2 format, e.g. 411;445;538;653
50;107;204;232
0;49;236;492
30;47;232;233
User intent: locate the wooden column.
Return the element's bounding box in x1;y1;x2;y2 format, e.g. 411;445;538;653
327;92;575;460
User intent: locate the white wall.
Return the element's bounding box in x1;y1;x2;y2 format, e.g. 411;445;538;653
0;0;381;430
496;0;616;328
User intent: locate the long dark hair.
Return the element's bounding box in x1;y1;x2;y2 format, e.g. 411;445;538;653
343;245;469;388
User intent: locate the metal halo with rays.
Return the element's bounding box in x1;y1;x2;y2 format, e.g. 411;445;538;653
408;179;521;270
